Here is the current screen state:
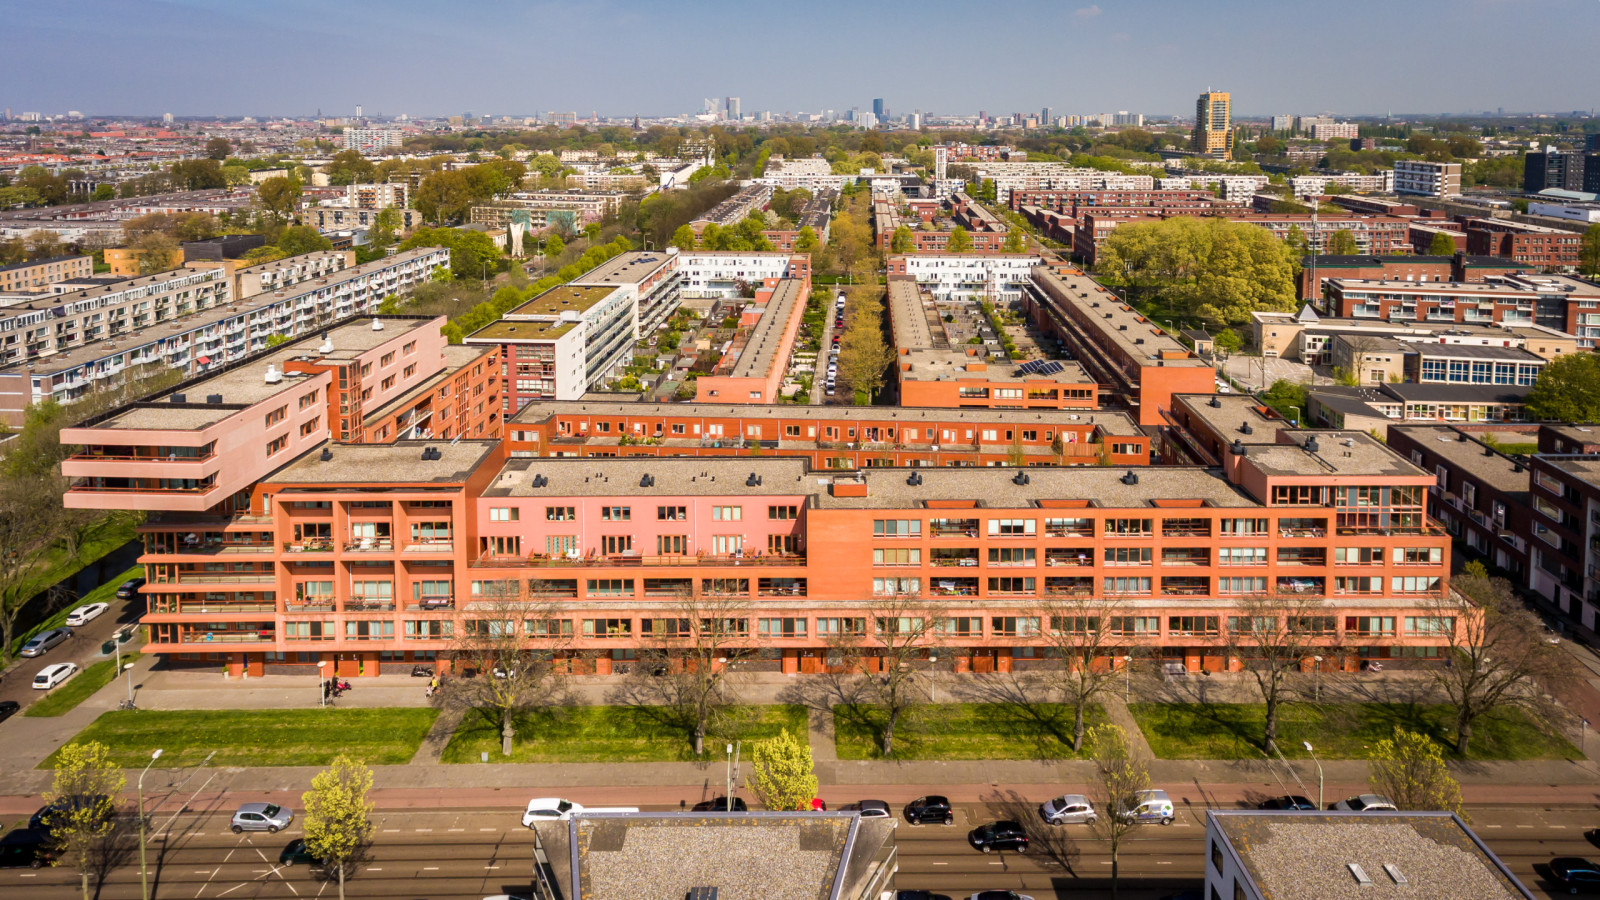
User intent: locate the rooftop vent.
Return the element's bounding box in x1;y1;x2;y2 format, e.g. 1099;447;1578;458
1305;436;1320;453
264;364;283;384
1121;470;1139;486
906;472;923;486
1232;439;1247;456
1348;863;1373;886
1013;471;1030;486
640;474;655;488
1457;432;1467;441
746;473;762;487
205;394;223;404
319;333;333;354
169;393;187;404
1240;421;1254;435
1484;447;1495;456
531;474;548;488
1383;864;1407;886
319;447;333;462
1209;396;1222;408
371;319;384;332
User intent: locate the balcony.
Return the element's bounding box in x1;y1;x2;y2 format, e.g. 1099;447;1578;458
402;540;455;554
929;520;980;538
1277;576;1326;594
170;572;276;585
473;553;803;568
285;600;336;613
407;596;455;611
757;578;807;597
1045;577;1094;596
1045;549;1094;567
1276;549;1328;567
177;629;275;645
928;577;979;597
930;550;980;567
1160;549;1210;567
344;599;396;612
344;539;396;553
1161;577;1210;596
284;539;336;553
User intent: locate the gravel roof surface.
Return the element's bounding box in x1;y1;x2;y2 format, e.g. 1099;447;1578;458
576;815;850;900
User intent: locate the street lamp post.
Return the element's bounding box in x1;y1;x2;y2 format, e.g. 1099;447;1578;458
1123;654;1133;702
138;748;163;900
1313;655;1324;702
116;640;136;709
1303;741;1323;810
316;660;328;707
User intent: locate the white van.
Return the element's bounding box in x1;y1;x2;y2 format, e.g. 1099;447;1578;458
33;662;78;690
1116;789;1175;825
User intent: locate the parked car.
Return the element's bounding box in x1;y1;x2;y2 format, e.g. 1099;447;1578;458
30;794;112;833
691;796;748;812
1040;794;1097;825
65;603;110;627
1332;794;1396;812
1258;795;1316;811
968;820;1029;853
116;578;147;600
231;802;294;833
0;829;53;869
0;700;20;723
523;798;583;826
904;795;954;826
278;838;322;867
1114;789;1175;825
841;800;891;818
33;662;78;690
20;627;71;657
969;892;1034;900
1550;857;1600;893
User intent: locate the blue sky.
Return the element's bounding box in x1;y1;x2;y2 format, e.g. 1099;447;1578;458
3;0;1597;119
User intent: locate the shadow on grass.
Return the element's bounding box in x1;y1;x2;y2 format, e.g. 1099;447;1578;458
953;673;1079;760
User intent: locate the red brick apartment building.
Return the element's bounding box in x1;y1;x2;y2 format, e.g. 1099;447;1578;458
1461;218;1584;270
1009;189;1222;215
1325;273;1600;331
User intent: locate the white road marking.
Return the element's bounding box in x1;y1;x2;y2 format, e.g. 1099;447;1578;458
447;827;465;832
19;873;36;878
479;827;496;832
1484;824;1502;828
485;865;500;870
989;861;1004;866
366;868;382;872
415;828;433;832
1158;861;1173;865
1552;825;1569;829
422;867;438;871
383;828;400;833
932;862;948;866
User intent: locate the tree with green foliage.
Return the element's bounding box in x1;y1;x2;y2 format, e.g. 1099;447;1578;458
669;224;697;251
1368;729;1463;814
302;755;375;900
130;230;179;275
400;226;501;280
794;225;818;255
45;741;124;900
1527;352;1600;422
1095;217;1297;326
746;730;819;812
1428;230;1459;257
90;184;115;201
836;291;892;403
1085;724;1151;900
890;225;915;253
204;136;231;160
1582;223;1600;277
277;225;334;256
170;158;228;190
324;150;377;186
1213;329;1242;353
946;226;973;253
544;233;565;260
1325;229;1359;256
1001;228;1027;254
370;207;402;247
256;176;303;219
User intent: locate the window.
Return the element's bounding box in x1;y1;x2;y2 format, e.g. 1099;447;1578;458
1217;547;1266;566
1391;575;1442;593
403;340;416;356
404;620;451;640
381;351;394;367
1218;576;1267;594
1103;576;1152;594
1405;616;1455;636
873;577;920;595
298;390;319;410
768;505;798;520
1108;518;1153;536
546;506;575;521
1392;547;1443;565
299;418;320;437
1104;547;1152;566
601;535;633;555
988;547;1035;566
937;617;982;637
989;518;1036;536
873;519;922;537
990;616;1041;636
586;579;634;596
350;580;393;602
817;617;866;637
1334;546;1381;565
346;620;395;640
988;577;1035;594
758;618;806;638
265;406;286;427
658;505;687;521
657;535;687;555
1346;616;1397;636
582;618;633;638
1218;518;1268;536
601;505;630;521
1110;616;1159;637
1335;576;1382;594
1228;616;1278;636
1290;616;1337;635
381;375;395;391
403;363;416;378
266;435;287;456
712;535;743;555
1169;616;1220;636
874;547;921;566
701;578;749;595
712;505;742;521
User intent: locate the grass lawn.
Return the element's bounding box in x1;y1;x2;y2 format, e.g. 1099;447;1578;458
833;702;1108;761
11;550;142;658
40;708;438;769
1491;442;1538;456
440;704;808;764
1129;702;1581;762
26;659;121;717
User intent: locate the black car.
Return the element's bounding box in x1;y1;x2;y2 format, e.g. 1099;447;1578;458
1258;795;1317;811
29;794;113;833
904;795;954;826
0;829;53;869
0;700;19;723
691;796;749;812
116;578;146;600
968;820;1029;853
1552;857;1600;893
278;838;323;867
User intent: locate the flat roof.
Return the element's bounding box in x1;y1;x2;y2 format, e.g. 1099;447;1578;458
1374;382;1529;403
264;440;498;486
728;279;806;380
887;277;933;350
1391;426;1530;495
505;284;620;319
466;318;576;341
1210;810;1533;900
0;253;89;273
569;251;676;286
234;250;348;276
897;347;1095;385
1542;456;1600;488
1243;430;1425;479
363;343;493;422
1031;265;1208;367
1408;343;1544;362
1329;275;1600;298
483;456;813;499
510;398;1142;434
822;464;1256;509
1173;393;1284;439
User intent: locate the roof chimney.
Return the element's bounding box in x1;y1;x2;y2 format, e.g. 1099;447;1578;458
264;363;283;384
372;319;384;331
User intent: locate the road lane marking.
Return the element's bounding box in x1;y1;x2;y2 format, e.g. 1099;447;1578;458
423;866;438;871
485;865;500;870
448;827;465;832
1484;824;1501;828
366;868;381;872
990;861;1004;865
1158;861;1173;865
383;828;400;833
1517;825;1535;828
479;827;497;832
1552;825;1569;829
932;862;948;866
415;828;433;832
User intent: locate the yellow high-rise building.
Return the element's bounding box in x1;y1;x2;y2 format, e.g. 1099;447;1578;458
1194;91;1233;160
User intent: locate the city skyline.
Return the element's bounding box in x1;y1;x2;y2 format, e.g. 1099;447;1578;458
3;0;1599;119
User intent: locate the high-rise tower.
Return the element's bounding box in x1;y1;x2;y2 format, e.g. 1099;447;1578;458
1193;91;1233;161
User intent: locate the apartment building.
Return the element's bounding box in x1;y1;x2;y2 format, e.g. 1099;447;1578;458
69;429;1452;678
470;191;629;230
1393;160;1462;198
1009;189;1222;216
229;251;354;300
1297;254;1457;301
505;400;1150;468
1388;426;1532;581
0;254;93;294
694;278;809;404
1194;91;1233;160
0;267;231;368
1462;218;1584;270
342;129;403;153
1025;265;1215;426
1307;384;1531;438
1231;214;1412;255
1327;273;1600;339
872;198;1012;255
0;248;451;423
465;284;636;406
677;252;811;299
1252;309;1575;365
1288;170;1393;196
885;254;1041;304
569;250;682;336
690;184;774;230
303;206;423;232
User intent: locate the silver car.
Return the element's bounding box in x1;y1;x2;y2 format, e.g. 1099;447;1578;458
1040;793;1097;825
20;628;71;658
231;802;293;833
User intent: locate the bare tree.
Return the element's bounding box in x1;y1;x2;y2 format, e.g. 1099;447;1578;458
1038;598;1126;751
0;474;67;661
1085;724;1151;900
1431;574;1562;755
1222;592;1335;755
609;592;750;757
437;582;571;756
823;593;944;757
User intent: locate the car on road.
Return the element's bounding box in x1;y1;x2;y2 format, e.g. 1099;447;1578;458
65;603;110;627
231;802;293;833
0;829;54;869
1258;795;1317;811
903;795;954;826
1550;857;1600;893
1114;789;1175;825
33;662;78;690
521;798;642;825
969;892;1034;900
1040;793;1097;825
278;838;322;867
691;796;748;812
20;627;71;657
116;578;146;600
841;800;891;818
30;794;113;833
1332;794;1396;812
0;700;19;723
968;820;1029;853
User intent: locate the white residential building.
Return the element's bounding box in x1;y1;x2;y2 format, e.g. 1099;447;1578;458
341;129;403;153
888;253;1042;303
677;252;807;298
1394;160;1462;198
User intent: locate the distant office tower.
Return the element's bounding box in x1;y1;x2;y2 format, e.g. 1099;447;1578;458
726;97;740;120
355;104;363;119
873;98;884;118
1271;115;1292;132
342;128;402;153
935;146;948;183
1041;107;1052;124
1588;134;1600;153
1524;148;1586;192
1112;111;1143;127
858;112;878;131
162;112;174;125
1194;91;1232;160
910;112;923;130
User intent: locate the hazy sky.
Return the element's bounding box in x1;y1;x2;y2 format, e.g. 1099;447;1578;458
4;0;1598;119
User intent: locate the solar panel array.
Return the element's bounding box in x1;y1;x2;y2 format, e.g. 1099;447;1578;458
1016;359;1065;376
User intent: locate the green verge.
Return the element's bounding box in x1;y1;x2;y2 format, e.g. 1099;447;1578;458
441;704;809;763
39;708;438;768
25;659;120;717
16;563;145;654
833;702;1108;761
1129;702;1581;761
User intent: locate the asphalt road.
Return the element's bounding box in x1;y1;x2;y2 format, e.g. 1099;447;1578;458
3;803;1596;899
0;586;142;715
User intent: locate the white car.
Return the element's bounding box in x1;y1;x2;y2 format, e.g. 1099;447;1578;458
522;798;583;826
1333;794;1396;812
65;603;110;627
33;662;78;690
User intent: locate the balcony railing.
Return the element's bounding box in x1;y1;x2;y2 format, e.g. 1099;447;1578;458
172;572;275;584
473;553;803;568
179;631;275;644
284;540;335;553
930;557;980;567
344;539;395;552
285;601;336;613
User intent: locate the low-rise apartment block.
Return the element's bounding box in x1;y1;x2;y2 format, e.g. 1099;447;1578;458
1393;160;1462;198
885;254;1041;303
1327;273;1600;342
465;283;637;406
0;254;93;294
677;252;811;299
694;278;809;405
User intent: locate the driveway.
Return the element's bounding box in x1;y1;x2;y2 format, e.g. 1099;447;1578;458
0;583;144;714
